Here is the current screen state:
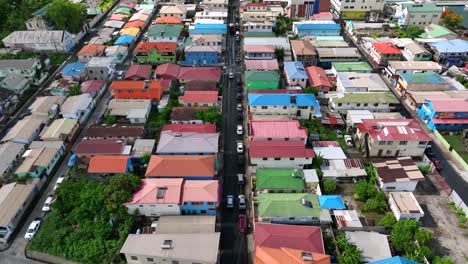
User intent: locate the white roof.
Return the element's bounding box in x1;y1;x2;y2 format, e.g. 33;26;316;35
243;37;290;50
1;115;48;143
2;31;71;44
60;94;93;115
346;231;392;262
303;169;319;183
132;139;155;157
86;56;114;67
347;110;374;125
155;216;216;234
0;142;25;177
322;159;367;178
313;147;347;160
194;19;225;24
333;210;363;228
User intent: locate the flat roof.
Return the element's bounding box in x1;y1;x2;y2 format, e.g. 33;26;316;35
256;169;305;191
345;231;392;262
330;92;399;104
389;192;424;215
155;216;216;234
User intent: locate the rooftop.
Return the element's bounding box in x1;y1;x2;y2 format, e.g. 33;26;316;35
244;60;279;71
369;256;421;264
284;61;308;80
258;193;321;218
387;61;442;71
290;40;316;55
41;118;78;140
256;169;306;191
373;157;425;183
124;64;152;80
330;92;399;104
75;139;127;155
337;72;388;92
145;155;215;178
345;231;392;262
249;141;315;158
400;72;447;84
88;156;130;173
332;62;372;72
429;39;468;53
318;195;345;209
182;180;218;203
0;180;38;226
305;66;332;89
86;125;144;138
179;91;218;104
372;42;402;55
357;118;431;141
155;215;216;234
170;106;207;121
426;98;468;112
250;120;307;139
389;192;424;215
245;70;280;82
125;178;183;205
333;210;363;229
147;24;183;38
316;48;361;58
248;93;319;107
162;124;216;133
156;131;219;154
131;139;155;157
255;247;331;264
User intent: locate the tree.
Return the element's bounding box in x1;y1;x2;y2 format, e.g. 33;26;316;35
140;153;151;165
353;180;375;200
273;14;289;36
104;173;141;214
103;114;117;125
47;0;86;33
415;228;433;246
397;25;424;38
197;107;221;128
440;9;464;29
418;165;431;176
390;220;421;254
433;256;455;264
323;179;337;194
335;233;363;264
69;84;81;96
378;212;397;229
303;86;319;96
274;48;285;61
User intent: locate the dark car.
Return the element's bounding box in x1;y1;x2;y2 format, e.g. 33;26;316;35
237;79;242;86
237;114;243;121
237;92;243;100
238;214;246;233
431;159;443;171
237;155;245;166
425;146;435;157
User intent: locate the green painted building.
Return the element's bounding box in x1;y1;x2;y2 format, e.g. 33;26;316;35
257;193;322;224
135;42;177;64
244;70;280;92
256;169;306;192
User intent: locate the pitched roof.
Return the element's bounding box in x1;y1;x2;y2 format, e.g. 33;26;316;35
426;98;468;112
179;91;218;104
86;125;144;138
255;223;324;253
162;124;217;133
124;64;152;80
318;195;345;209
125;178;183;204
170;106;207;121
345;231;392;262
41;118;77;139
88;155;129;173
399;72;447;84
245;60;279;71
154;63;181;79
255;247;330;264
123;20;145;29
156;131;219;154
178;67;221;81
305;66;332;89
184;80;218;91
250;120;307;139
80;80;105;94
372;42;402;55
145;155;215;177
78;44;106;55
369;256;420;264
75;139;126;155
135;42;177;53
182;180;218;203
244;45;275;53
0;180;38;226
258;193;321;218
185;45;222;53
147;24;183;38
61;62;86;77
284;61;308;79
249;93;319;107
420;24;456;38
249;141;314;158
373;157;425;183
429;39;468;53
154;17;183;24
290;40;316;55
357;118;431;141
256;169;305;191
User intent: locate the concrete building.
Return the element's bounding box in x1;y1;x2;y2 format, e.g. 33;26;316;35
107;99;152;124
373;157;425;192
384;61;442;80
290;40;317;67
328;92;400;114
336;72;388;92
2;30;77;53
60;94;95;124
417;98;468;131
396;3;442;27
249;141;315;169
1;115;48;144
389;192;424;221
86;57;115;81
331;0;384;20
283;61;308;88
369;42;403;66
248;93;320;119
345;231;392;262
395;73;450;97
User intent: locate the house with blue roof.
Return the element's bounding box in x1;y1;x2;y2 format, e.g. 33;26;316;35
318;195;345;209
283;61;308;88
429;39;468;67
369;256;420;264
114;35;135;46
61;62;86;81
292;22;341;37
180;45;222;66
189;24;227;36
248;93;321;119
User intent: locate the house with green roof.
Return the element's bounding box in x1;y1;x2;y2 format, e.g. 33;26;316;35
397;3;442;28
331;62;373;75
114;7;133;15
257;193;324;225
419;24;458;40
396;72;450;96
147;24;183;43
256;169;306;193
329;92;400;114
244;70;280;92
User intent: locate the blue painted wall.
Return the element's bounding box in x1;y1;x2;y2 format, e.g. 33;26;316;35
180;201;217;215
417;100;468;131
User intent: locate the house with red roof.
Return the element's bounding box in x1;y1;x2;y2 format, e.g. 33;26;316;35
87;155;133;176
109;80;169;101
245;60;279;71
154;17;183;24
134;42;177;64
354;118;431;157
178;67;222;83
249;141;314;168
255;247;330;264
305;66;332;92
178;91;219;107
154;63;181;80
74;139;130;164
124;178;219;216
124;64;152;80
80;80;106;98
250;120;308;144
77;44;106;63
145;155;216;180
417;98;468;131
123;20;145;29
162;124;217;133
183;80;218;91
369;42;403;66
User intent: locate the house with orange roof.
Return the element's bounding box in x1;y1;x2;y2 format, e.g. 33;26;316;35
180;180;219;215
255;247;330;264
145;155;216;180
109;80;169;101
178;91;219;107
154;17;183;24
87;155;133;177
134;42;177;64
77;44;106;62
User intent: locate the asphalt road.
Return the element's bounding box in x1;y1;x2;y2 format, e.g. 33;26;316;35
218;0;248;263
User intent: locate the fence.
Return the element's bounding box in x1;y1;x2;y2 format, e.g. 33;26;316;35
450;190;468;219
434;130;468;171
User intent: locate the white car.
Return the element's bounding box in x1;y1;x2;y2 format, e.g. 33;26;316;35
229;72;234;79
53;175;68;192
344;135;353;147
237;125;243;135
237;104;242;111
42;195;57;212
238;195;246;209
237;141;244;153
24;219;41;240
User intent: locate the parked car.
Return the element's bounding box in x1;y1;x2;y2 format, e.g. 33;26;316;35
237;92;243;100
336;130;343;139
237;114;243;121
42;195;57;212
425;146;435;157
238;195;246;209
227;195;234;208
237;104;242;111
229;72;234;79
237;141;244;153
24;218;42;240
431;159;443;171
237;174;244;185
236;57;241;62
344;135;353;146
237;125;243;135
53;175;68;192
237;155;245;166
238;214;246;233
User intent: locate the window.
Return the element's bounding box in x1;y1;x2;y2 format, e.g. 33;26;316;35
274;158;281;160
387;141;393;145
147;257;154;262
289;158;295;160
386;186;396;190
261;106;267;109
399;141;408;145
379;141;386;145
418;141;426;145
131;256;138;260
172;261;179;264
386;150;392;154
262;158;268;160
338;103;342;107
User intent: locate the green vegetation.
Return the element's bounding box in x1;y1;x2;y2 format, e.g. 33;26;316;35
68;84;81;96
433;256;456;264
139;152;151;165
418;165;431;176
455;76;468;89
29;174;141;264
335;232;363;264
0;53;66;66
449;201;467;227
378;212;397;229
273;14;296;36
353;176;388;214
274;48;284;61
390;220;435;262
303;86;319;96
442;131;468;163
197;106;222;129
440;9;464;30
103;114;117;125
46;0;87;33
397;25;424;38
98;0;113;11
323;179;337;194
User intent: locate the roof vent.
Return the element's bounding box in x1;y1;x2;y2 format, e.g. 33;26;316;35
161;239;173;249
301;198;313;208
301;252;313;262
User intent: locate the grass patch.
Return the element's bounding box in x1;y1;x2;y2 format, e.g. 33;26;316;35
449;201;467;228
442;132;468;163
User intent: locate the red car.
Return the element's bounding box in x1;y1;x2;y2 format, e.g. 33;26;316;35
432;159;443;171
238;214;246;233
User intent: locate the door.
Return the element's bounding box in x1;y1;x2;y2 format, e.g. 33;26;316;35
377;149;383;157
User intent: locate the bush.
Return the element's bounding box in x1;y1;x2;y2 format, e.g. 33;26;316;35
323;179;337;194
378;212;397;229
390;220;421;254
418;165;431;176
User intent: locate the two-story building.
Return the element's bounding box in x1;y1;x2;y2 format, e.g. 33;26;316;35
159;5;188;19
287;0;331;19
2;30;76;53
292;22;341;37
77;44;106;63
146;155;216;180
248;93;320;119
242;21;273;33
305;66;332;92
290;40;318;67
0;115;47;144
428;39;468;67
336;72;388;92
396;3;442;27
401;42;432;61
417;98;468;131
181;45;222;66
369;42;403;66
284;61;308;88
257;193;322;224
0;59;45;85
244;45;276;60
147;24;183;43
170;107;207;124
331;0;384;20
178;91;218;107
60;94;95;124
110;80;168;101
107;99;152;124
316;48;362;68
354;118;431;157
244;71;280;92
134;42;177;64
188;23;227;36
329;92;400;114
156;131;219;155
195;10;228;22
395;72;450;97
249;141;314;169
384;61;442;81
86;57;115;81
250;120;308;143
15;143;64;178
388;192;424;221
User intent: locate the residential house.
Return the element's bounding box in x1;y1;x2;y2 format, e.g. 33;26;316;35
333;210;363;229
0;74;30;95
245;60;279;71
131;139;156;158
87;156;133;176
0;59;44;85
395;72;450;97
181;46;222;66
86;125;145;144
60;94;95;123
331;62;372;75
287;0;331;19
40;118;79;142
318;195;345;210
255;168;307;193
147;24;183;43
369;42;403;66
77;44;106;63
388;192;424;221
242;11;276;24
178;67;222;83
245;71;280;92
2;30;76;53
25;5;53;30
248;93;320;119
195;10;228;22
191;35;224;49
243;37;292;60
107;99;152;124
249;141;314;169
331;0;384;20
374;157;426;191
124;64;152;81
290;40;318;67
109;80;168;101
15;146;63;178
292;22;341;37
244;45;276;60
346;110;403;127
119;27;140;38
242;21;273;33
257;193;323;224
321;159;367;182
369;257;421;264
159;5;187;19
103;20;125;29
417;98;468;131
255;247;331;264
154;63;181;81
188;24;227;36
80;80;106;98
0;179;40;243
428;39;468;67
75;139;130;164
201;0;228;9
384;61;442;80
420;23;458;40
183;80;218;92
355;119;431;158
134;42;177;64
145;155;216;180
250;120;308;143
312;141;347;160
396;3;442;27
105;45;129;63
156;131;219;155
0;115;47;144
86;57;115;81
162;124;217;133
179;91;218;107
401;42;432;61
180;180;219;215
305;66;332;93
120;233;220;264
328;92;400;114
0;142;26;180
170;107;207;124
345;231;392;262
316;48;362;68
60;62;87;81
336;72;388;93
284;61;308;88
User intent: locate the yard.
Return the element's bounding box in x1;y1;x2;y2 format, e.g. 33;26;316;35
300;120;351;149
442;131;468;163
